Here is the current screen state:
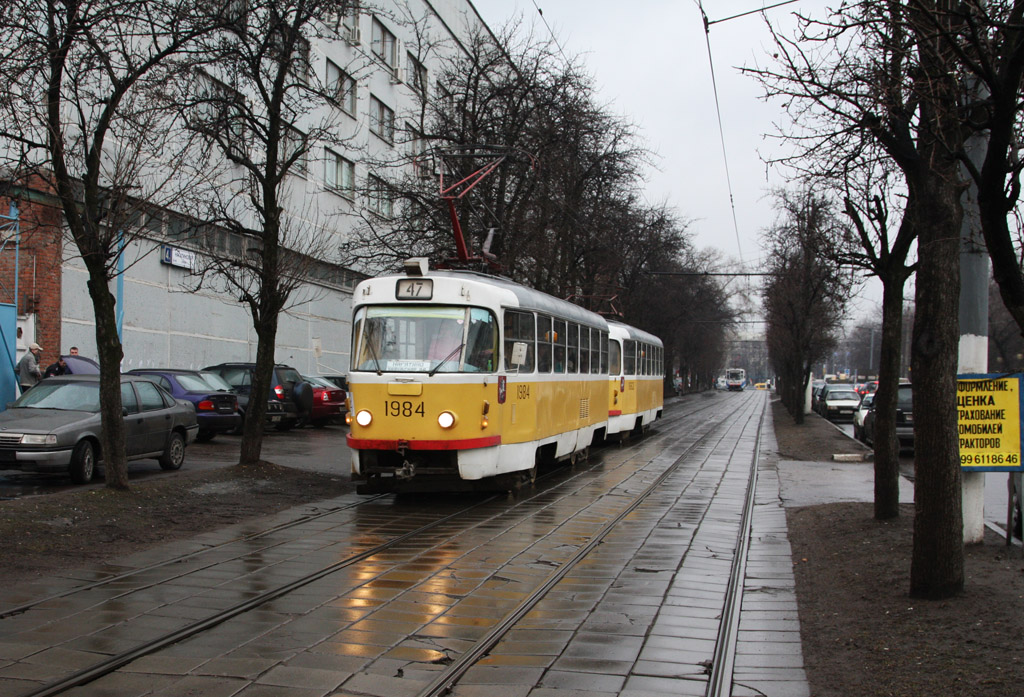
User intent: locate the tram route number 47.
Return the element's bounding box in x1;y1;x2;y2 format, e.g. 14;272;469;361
384;400;425;417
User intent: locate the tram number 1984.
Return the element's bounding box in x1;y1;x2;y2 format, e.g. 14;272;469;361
384;400;425;417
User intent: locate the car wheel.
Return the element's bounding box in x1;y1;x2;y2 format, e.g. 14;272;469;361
196;429;216;443
159;432;185;470
70;440;96;484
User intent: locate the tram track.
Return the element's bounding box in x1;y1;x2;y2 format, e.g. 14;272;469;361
3;392;748;697
414;390;766;697
1;394;718;621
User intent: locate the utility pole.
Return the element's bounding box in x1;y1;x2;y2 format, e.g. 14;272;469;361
959;85;988;544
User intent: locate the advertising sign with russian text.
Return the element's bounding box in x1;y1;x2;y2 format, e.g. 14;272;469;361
957;374;1023;471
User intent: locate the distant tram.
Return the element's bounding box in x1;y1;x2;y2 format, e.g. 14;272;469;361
345;259;664;493
726;368;747;391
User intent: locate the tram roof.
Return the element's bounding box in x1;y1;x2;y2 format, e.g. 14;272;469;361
358;268;608;329
607;319;663;347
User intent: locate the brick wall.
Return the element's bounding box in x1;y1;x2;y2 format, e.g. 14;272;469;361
1;175;65;355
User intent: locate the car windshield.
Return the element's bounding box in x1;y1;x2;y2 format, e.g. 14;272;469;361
828;390;859;401
898;386;913;410
199;372;233;391
305;376;335;389
176;374;215;392
277;367;303;384
352;305;498;373
14;382;100;411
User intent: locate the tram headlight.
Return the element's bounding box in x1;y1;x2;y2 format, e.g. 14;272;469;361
355;410;373;427
437;411;457;429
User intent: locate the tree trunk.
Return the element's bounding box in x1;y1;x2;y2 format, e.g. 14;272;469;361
909;183;964;599
873;271;909;519
86;269;128;490
239;318;278;467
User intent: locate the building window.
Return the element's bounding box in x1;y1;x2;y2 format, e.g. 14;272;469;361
326;149;355;197
369;95;394;143
195;73;247;158
407;123;430;177
326;59;357;114
368;175;393;218
282;125;307;177
371;17;397;69
340;6;360;44
406;53;427;99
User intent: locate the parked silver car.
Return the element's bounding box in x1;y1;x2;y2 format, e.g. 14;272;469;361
852;393;874;441
0;375;198;483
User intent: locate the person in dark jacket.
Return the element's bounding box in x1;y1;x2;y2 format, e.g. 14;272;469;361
44;356;70;377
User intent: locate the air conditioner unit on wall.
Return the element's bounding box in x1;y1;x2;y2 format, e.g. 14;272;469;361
345;25;361;46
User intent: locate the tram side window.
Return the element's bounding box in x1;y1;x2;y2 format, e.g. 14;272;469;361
567;323;579;373
465;308;498;372
537;315;553;373
609;338;621;376
579;327;590;374
553;319;567;373
598;331;607;374
624;340;636;375
503;310;535;372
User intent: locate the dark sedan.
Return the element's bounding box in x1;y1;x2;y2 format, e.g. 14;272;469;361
0;375;198;484
127;369;241;441
203;363;312;431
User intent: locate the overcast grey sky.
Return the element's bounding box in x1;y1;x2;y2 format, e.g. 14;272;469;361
468;0;799;270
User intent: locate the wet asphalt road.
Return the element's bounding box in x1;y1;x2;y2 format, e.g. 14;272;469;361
0;423;352;500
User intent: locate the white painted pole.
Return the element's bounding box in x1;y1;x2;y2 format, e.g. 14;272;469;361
959;100;988;545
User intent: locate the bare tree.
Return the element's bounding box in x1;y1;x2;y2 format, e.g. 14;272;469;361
749;1;969;597
940;2;1024;338
179;0;353;466
0;0;224;489
763;187;851;423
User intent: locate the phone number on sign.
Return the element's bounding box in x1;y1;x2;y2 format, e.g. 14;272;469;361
960;453;1020;466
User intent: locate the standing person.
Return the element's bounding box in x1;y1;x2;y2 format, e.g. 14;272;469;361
17;343;44;393
69;346;79;356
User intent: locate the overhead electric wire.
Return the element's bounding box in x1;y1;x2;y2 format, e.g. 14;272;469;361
530;0;572;66
697;0;745;264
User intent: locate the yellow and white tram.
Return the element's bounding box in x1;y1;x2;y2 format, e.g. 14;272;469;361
606;320;665;438
345;259;663;493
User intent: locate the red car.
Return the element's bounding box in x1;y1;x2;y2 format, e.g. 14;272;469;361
857;381;878;396
303;376;347;427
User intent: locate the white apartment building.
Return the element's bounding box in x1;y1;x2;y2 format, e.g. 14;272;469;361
17;0;492;376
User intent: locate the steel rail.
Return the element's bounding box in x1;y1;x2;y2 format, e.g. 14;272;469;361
15;397;721;697
415;392;764;697
19;494;502;697
706;393;766;697
0;493;390;619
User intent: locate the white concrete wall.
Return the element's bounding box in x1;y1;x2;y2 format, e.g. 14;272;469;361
61;239;353;375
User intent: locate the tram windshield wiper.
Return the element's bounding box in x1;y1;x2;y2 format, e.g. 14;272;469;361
429;343;464;377
365;339;383;376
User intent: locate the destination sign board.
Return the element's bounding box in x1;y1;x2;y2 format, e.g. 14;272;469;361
958;374;1023;471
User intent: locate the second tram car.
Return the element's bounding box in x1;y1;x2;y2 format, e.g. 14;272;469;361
345;260;664;493
606;320;664;438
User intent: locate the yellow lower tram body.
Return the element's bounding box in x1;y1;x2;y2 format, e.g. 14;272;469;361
347;375;662;493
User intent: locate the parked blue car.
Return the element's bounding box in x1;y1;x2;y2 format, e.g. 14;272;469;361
126;369;241;442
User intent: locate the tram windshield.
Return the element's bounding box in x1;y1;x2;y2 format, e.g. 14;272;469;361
352;305;499;373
